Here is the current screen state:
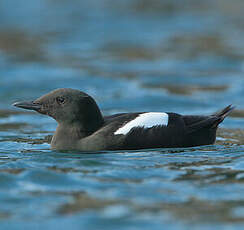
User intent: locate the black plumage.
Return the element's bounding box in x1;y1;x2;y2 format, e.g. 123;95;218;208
13;88;234;151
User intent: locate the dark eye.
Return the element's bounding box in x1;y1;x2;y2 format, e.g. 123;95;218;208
56;97;65;105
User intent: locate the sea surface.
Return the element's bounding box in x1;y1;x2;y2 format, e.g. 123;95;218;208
1;1;244;229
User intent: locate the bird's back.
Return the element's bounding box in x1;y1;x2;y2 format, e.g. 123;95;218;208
99;105;234;150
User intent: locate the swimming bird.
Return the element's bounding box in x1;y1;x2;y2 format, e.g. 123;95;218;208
13;88;234;151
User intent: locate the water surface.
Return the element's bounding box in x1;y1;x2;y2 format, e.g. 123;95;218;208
1;0;244;229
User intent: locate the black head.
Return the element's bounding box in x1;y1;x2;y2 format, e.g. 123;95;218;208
13;88;104;132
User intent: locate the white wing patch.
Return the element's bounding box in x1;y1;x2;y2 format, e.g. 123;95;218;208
114;112;169;135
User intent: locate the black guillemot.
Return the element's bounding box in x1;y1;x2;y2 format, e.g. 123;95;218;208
13;88;234;151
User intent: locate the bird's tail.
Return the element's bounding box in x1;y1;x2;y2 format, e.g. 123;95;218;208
186;105;235;134
211;104;235;128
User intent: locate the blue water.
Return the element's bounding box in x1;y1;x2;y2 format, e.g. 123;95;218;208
1;0;244;229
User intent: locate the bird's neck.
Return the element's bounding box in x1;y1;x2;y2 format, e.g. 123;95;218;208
51;112;104;150
79;106;104;134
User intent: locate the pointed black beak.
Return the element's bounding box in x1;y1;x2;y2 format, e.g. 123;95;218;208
12;101;41;111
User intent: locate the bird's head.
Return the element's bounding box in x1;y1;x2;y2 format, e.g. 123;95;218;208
13;88;102;127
